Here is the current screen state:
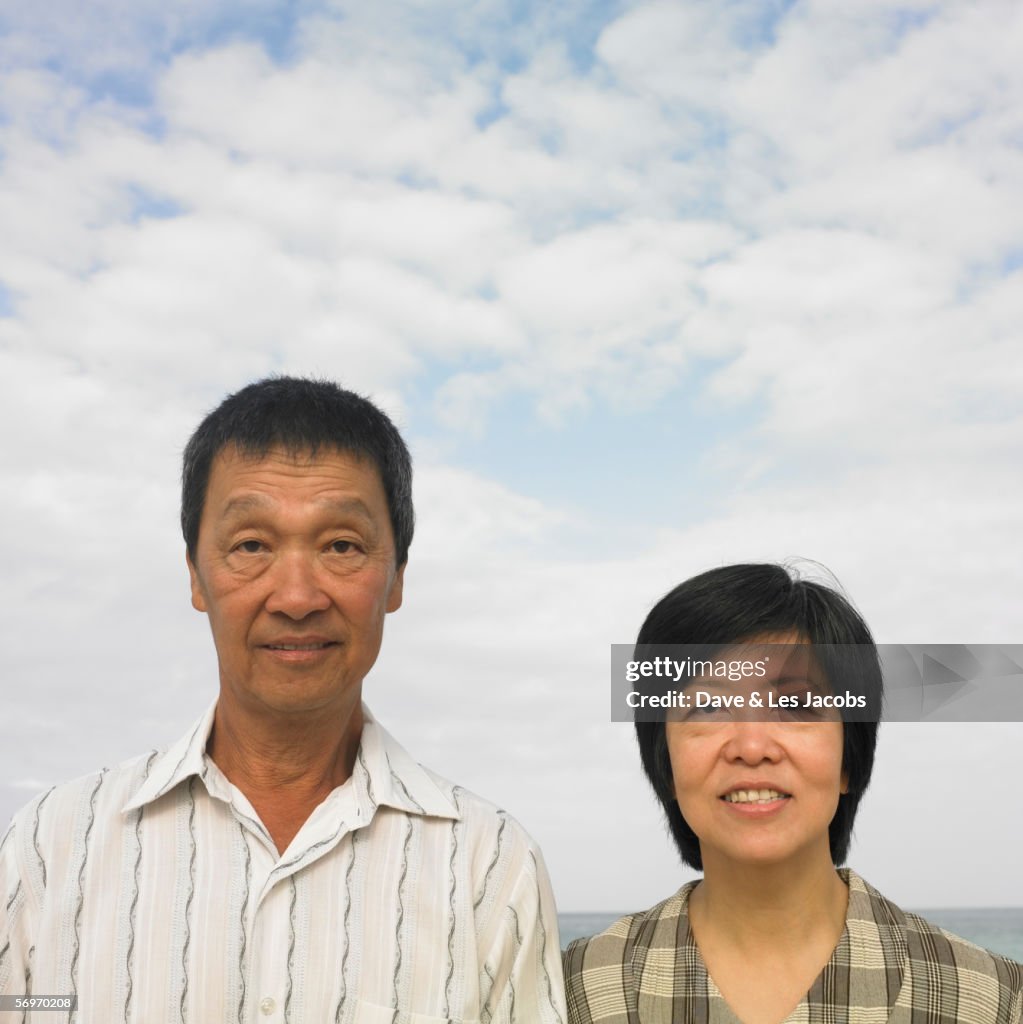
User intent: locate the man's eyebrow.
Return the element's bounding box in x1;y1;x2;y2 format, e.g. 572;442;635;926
220;494;377;521
221;494;272;517
320;497;376;521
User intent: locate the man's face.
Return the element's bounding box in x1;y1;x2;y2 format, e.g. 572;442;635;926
186;445;405;718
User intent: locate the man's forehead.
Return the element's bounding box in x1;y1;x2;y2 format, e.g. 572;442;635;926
213;442;373;471
218;490;374;516
203;444;387;509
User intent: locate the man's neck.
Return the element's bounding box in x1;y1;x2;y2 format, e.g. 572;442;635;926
206;694;364;854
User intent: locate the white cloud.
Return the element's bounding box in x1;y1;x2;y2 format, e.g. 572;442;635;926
1;0;1021;913
596;0;760;106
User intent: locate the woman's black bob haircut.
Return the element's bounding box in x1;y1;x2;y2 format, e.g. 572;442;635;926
634;562;882;870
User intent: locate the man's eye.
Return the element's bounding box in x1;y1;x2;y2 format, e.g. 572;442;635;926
329;540;355;554
237;540;263;553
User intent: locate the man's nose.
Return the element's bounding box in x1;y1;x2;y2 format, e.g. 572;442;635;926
264;552;331;619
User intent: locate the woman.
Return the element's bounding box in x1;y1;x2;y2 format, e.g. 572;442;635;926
564;564;1022;1024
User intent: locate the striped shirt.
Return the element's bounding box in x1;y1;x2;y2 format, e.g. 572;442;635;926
563;869;1023;1023
0;702;567;1023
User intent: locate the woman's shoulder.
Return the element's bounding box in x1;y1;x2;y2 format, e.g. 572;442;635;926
562;879;700;1020
846;869;1023;1018
900;905;1023;985
849;870;1021;966
565;881;698;967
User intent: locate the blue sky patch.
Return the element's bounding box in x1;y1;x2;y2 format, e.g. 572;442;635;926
407;356;763;549
126;186;185;223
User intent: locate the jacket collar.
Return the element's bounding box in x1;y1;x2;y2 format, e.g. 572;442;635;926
629;869;907;1023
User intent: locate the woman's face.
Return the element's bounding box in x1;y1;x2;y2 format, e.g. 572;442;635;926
665;631;847;872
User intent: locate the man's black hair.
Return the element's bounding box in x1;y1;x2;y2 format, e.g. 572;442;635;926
634;563;881;869
181;376;414;565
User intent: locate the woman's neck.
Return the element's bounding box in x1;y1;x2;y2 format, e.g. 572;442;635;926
686;853;850;1024
689;849;848;957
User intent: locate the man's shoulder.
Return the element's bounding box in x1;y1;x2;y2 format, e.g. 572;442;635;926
418;765;542;854
6;751;160;845
392;761;555;907
2;752;160;908
365;711;545;860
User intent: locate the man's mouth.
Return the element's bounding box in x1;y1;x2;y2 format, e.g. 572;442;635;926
264;642;337;651
722;789;790;804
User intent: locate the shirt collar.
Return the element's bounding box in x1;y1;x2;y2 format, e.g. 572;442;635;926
122;700;459;823
354;705;459;821
122;700;216;812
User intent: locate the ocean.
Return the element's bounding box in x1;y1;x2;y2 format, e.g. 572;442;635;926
558;908;1023;961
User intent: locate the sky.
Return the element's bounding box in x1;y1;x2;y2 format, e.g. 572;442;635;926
1;0;1021;912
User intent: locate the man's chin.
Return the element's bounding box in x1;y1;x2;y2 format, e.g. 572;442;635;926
222;678;363;720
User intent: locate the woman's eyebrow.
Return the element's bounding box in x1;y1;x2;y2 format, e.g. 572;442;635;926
773;674;829;691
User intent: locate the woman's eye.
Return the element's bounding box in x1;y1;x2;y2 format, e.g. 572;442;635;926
684;705;730;722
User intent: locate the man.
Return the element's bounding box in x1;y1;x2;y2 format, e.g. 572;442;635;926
1;376;566;1022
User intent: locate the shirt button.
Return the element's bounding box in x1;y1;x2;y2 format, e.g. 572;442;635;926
260;996;276;1015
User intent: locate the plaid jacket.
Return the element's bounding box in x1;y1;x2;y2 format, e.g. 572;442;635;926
564;870;1023;1024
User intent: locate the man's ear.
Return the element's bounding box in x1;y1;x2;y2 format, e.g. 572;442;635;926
186;550;207;613
386;561;406;613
